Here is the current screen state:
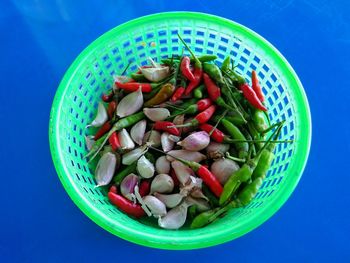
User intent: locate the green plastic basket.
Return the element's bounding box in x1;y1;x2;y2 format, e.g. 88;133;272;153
49;12;311;250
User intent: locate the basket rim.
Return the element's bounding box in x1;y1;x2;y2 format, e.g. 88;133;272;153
49;11;312;250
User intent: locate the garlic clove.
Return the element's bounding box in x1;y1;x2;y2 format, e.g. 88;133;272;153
137;155;155;179
154;193;184;208
143;130;161;147
116;87;143;118
161;132;175;152
185;196;211;212
141;66;170;82
166;150;206;163
85;135;95;151
94;152;117;187
143;108;170;122
171;160;192;185
143;195;167;217
177;131;210;151
122;145;148;165
211;158;240;184
87;102;108;128
155;156;171;174
120;173;139;201
130;120;147;145
173;114;185;135
118;128;135;150
158;202;189;229
150;174;174;194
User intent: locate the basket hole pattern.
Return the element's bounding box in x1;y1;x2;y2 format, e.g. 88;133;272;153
58;21;298;222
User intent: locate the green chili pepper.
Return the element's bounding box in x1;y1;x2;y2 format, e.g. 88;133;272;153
219;157;259;205
190;199;241;229
221;118;249;159
236;177;264;206
202;184;219;207
221;56;231;72
252;110;268;132
190;207;221;229
170;98;197;116
242;129;256;157
247;121;264;151
144;83;175;107
188;205;198;219
194;84;206;99
203;63;224;84
131;73;148;82
251;124;283;180
113;162;137;184
220;123;283;205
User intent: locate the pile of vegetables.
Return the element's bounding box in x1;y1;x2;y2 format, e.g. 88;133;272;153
84;34;291;229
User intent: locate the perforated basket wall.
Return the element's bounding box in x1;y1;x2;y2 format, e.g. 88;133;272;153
49;12;311;250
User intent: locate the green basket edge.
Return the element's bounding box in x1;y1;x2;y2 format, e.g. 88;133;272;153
48;11;312;250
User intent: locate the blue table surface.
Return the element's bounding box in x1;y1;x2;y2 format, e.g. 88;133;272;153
1;0;350;262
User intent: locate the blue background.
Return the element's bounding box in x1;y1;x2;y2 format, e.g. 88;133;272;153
1;0;349;262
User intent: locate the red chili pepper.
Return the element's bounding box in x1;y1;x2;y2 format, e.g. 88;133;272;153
180;56;195;82
174;105;216;129
168;156;223;198
194;105;216;124
139;180;151;197
94;121;112;140
115;82;155;93
171;87;185;102
108;191;145;218
107;101;117;119
170;169;180;187
154;121;180;136
109;132;122;152
102;92;114;102
203;73;234;111
199;123;225;143
251;70;264;102
177;34;203;95
240;83;267;111
196;98;212;111
197;165;223;197
184;68;202;95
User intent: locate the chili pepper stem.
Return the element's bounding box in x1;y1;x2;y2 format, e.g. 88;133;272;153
210;110;228;136
177;33;201;68
225;153;246;163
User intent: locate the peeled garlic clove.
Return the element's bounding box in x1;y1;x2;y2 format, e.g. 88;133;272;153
122;145;148;165
130;120;147;145
185;196;211;212
120;173;139;201
171;160;192;185
211;158;240;184
143;195;167;217
95;152;116;187
137;155;155;179
158;202;189;229
154;193;184;208
178;131;210;151
150;174;174;194
87;102;108;128
166;150;206;163
143;130;161;147
116;87;143;118
161;132;175;152
85;135;95;151
118;128;135;150
141;66;169;82
155;156;171;174
143;108;170;122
